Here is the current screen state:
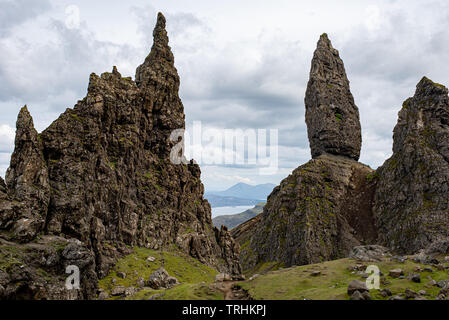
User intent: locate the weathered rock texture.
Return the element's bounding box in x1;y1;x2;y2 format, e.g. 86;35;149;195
234;35;371;271
305;33;362;161
235;154;377;270
0;12;241;299
374;77;449;253
2;107;50;243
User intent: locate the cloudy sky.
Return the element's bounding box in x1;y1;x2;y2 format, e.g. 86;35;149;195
1;0;449;191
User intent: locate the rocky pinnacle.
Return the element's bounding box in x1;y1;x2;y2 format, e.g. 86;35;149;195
374;77;449;253
4;106;50;242
305;33;362;161
135;12;185;157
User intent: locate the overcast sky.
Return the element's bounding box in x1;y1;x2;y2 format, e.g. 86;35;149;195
1;0;449;191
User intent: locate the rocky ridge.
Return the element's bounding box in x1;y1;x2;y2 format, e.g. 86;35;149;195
0;12;241;300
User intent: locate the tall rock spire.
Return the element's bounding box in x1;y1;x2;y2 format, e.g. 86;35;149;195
305;33;362;161
135;12;185;156
5;106;50;242
135;12;175;88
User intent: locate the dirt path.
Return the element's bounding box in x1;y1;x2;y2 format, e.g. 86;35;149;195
214;281;251;300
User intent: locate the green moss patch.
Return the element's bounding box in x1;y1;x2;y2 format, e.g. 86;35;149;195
99;247;219;300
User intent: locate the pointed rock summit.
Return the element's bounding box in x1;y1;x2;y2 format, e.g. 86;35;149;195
135;12;184;156
305;33;362;161
374;77;449;253
4;106;50;242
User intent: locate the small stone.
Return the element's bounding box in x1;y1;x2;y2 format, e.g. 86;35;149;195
414;266;423;272
418;290;427;296
146;256;156;262
361;291;372;300
405;288;417;299
424;267;433;272
379;288;392;297
124;287;137;297
389;269;404;278
98;291;110;300
117;272;126;279
136;277;145;288
311;271;321;277
408;273;421;283
215;273;232;282
350;290;365;300
347;280;368;295
111;286;126;296
437;280;449;288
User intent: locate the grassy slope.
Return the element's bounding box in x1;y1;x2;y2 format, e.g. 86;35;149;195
98;247;449;300
238;257;449;300
98;246;222;300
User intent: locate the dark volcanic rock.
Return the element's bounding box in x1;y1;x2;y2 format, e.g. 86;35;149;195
305;34;362;161
3;106;50;242
0;12;241;299
0;236;97;300
374;77;449;254
237;154;377;270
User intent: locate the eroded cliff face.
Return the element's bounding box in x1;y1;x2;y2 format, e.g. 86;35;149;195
0;12;241;299
235;155;376;270
374;77;449;253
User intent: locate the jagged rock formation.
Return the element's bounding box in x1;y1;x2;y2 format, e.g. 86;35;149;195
235;154;377;270
374;77;449;253
305;34;362;161
235;67;449;272
3;107;50;243
234;34;377;271
0;12;241;299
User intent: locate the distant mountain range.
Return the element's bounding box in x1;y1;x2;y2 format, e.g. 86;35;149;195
205;183;275;207
212;202;265;229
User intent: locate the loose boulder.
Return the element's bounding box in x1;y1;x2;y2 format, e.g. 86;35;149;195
147;267;179;289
